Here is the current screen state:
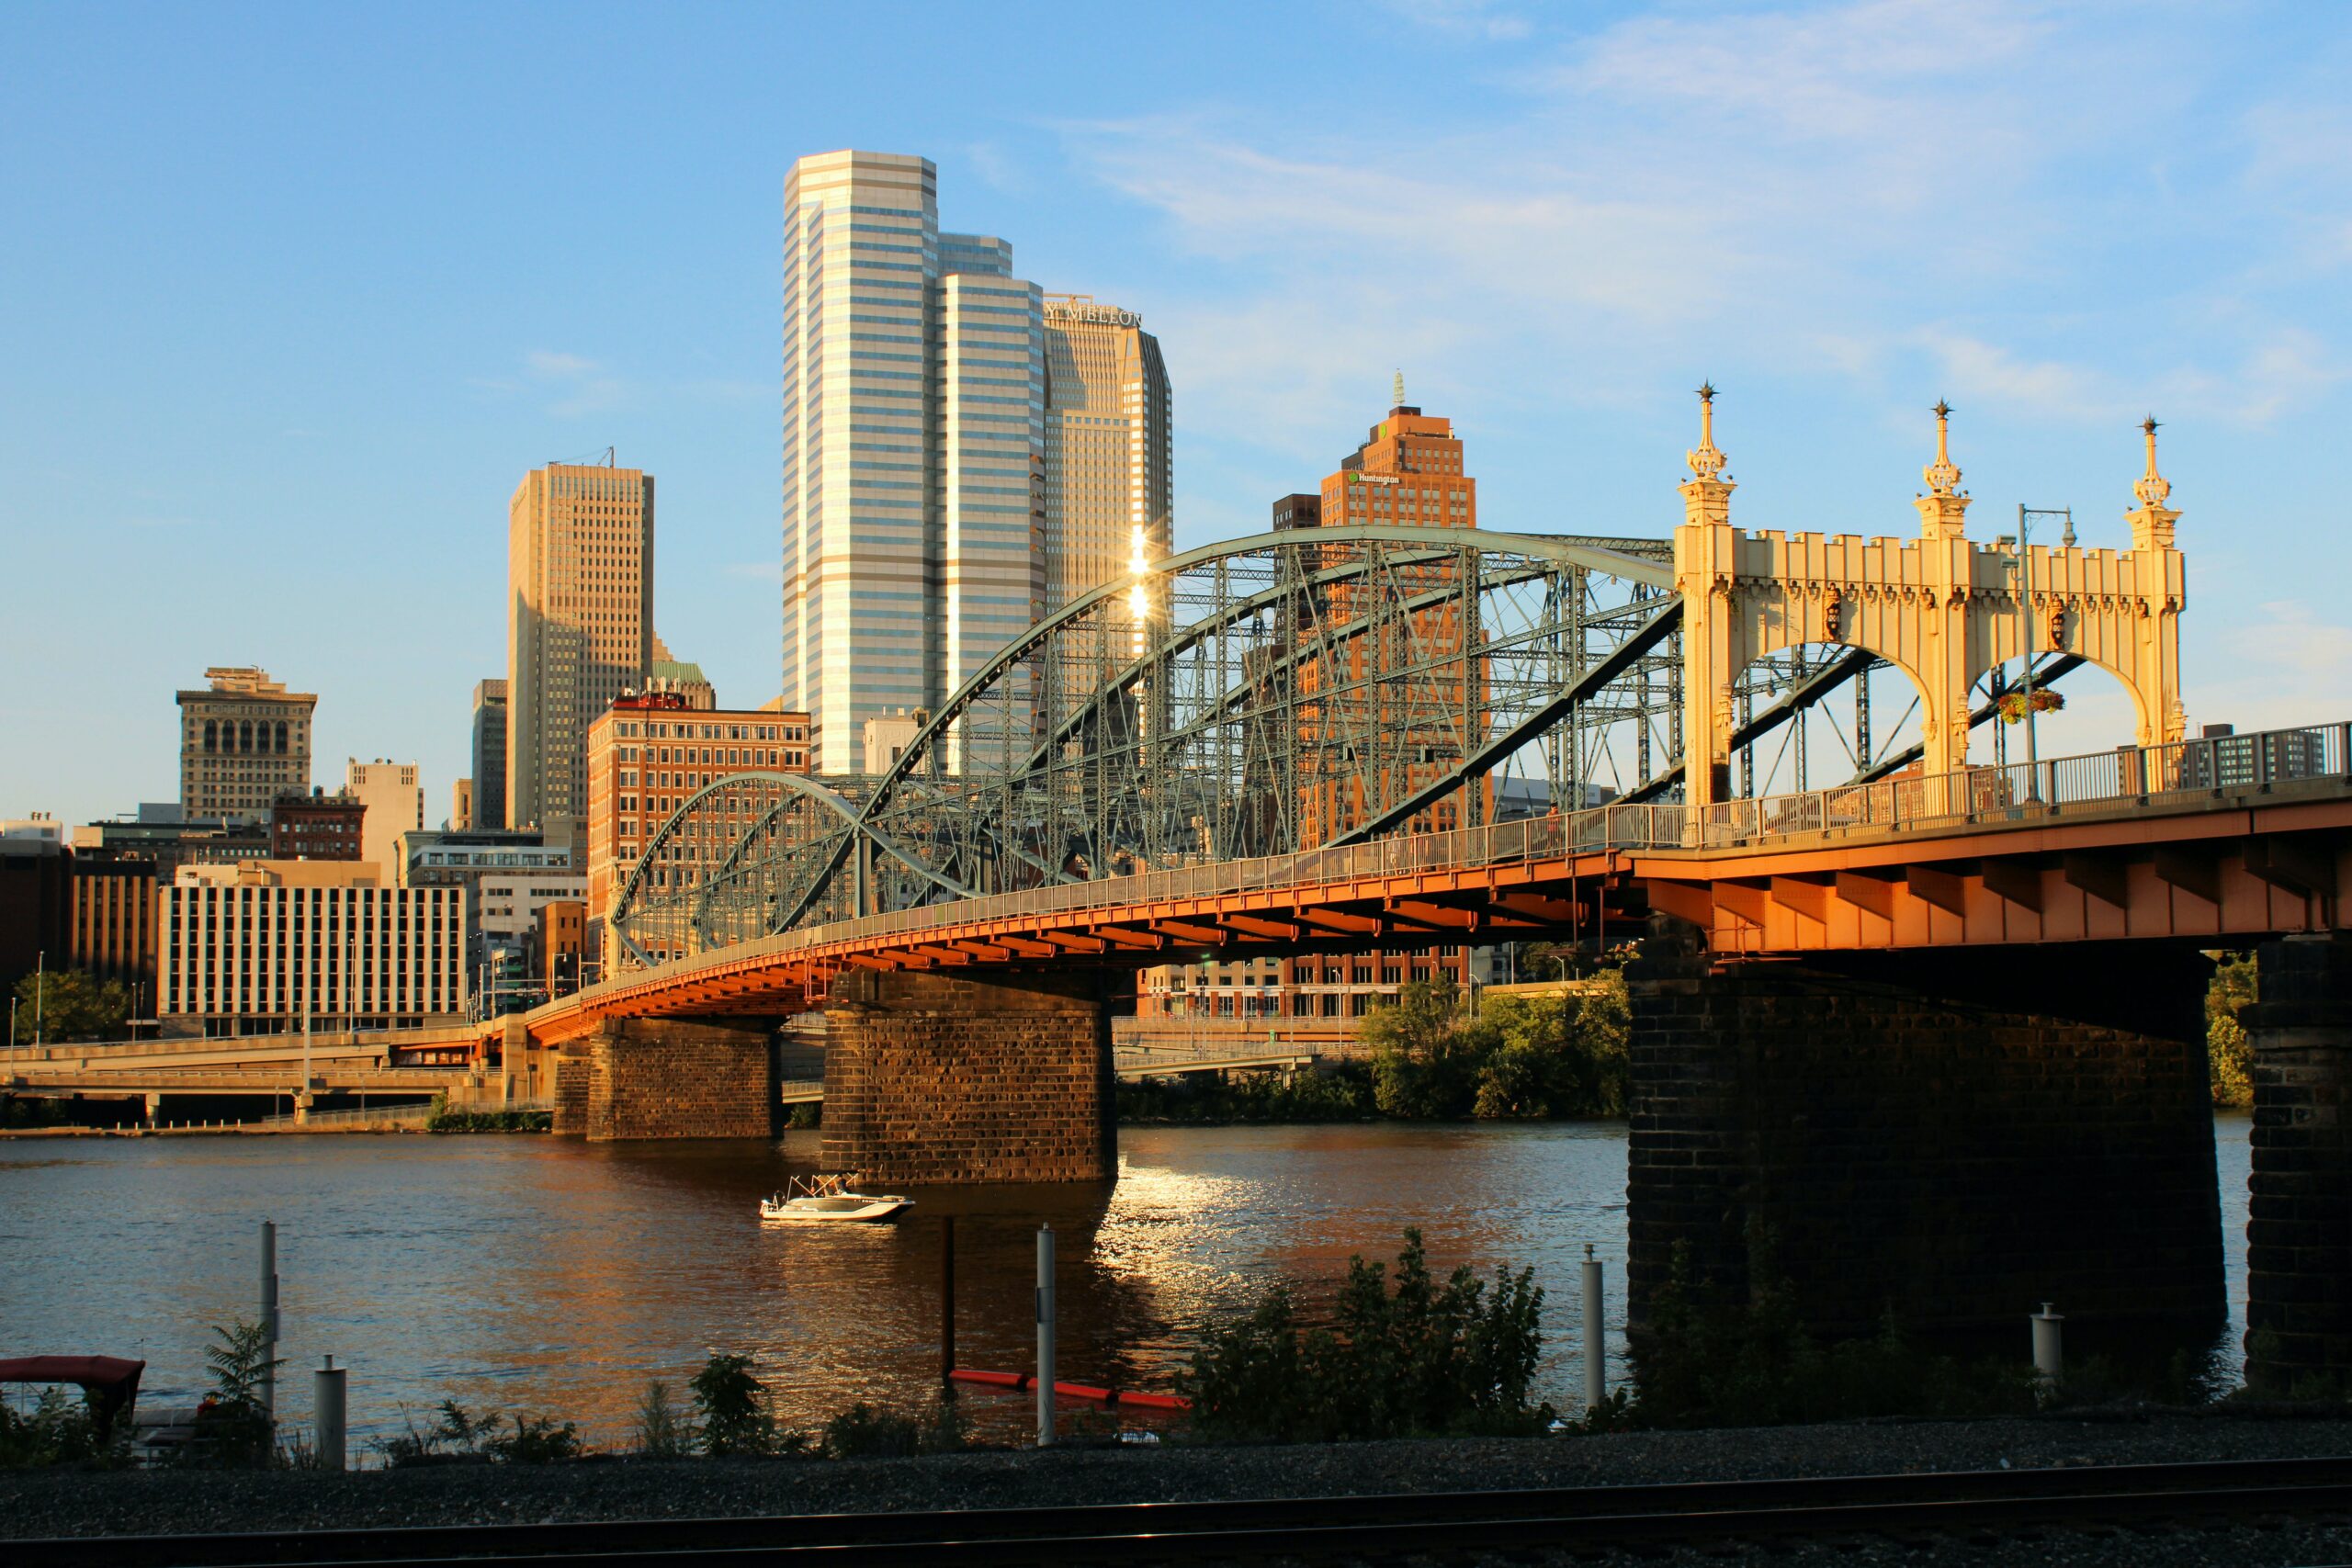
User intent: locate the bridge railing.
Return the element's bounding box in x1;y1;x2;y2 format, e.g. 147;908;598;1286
1692;720;2351;850
588;718;2348;992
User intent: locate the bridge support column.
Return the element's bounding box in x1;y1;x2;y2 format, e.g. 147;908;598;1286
1624;922;2222;1353
823;969;1114;1184
2245;934;2352;1393
560;1018;776;1141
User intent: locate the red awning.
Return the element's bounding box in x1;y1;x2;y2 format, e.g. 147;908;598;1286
0;1356;147;1389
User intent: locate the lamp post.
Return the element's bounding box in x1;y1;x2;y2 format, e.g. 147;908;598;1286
34;949;43;1047
2015;505;2073;802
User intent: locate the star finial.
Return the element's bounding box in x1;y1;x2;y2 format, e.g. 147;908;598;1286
1686;381;1727;483
1923;399;1962;497
2134;412;2171;510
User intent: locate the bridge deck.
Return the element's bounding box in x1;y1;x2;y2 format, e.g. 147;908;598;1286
524;721;2352;1044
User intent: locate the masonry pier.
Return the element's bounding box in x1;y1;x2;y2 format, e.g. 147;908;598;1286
550;1017;775;1141
2245;934;2352;1391
1623;922;2224;1352
822;969;1115;1184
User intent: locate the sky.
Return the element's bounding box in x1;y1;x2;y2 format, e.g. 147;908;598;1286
3;0;2346;826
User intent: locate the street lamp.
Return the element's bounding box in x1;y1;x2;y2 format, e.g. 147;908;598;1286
2009;505;2073;802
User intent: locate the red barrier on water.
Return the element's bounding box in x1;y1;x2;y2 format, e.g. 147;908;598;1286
946;1368;1191;1411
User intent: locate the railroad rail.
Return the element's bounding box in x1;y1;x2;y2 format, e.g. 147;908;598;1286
23;1453;2352;1566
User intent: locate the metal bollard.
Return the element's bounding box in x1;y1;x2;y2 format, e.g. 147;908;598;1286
1036;1224;1057;1448
313;1356;346;1470
2031;1302;2064;1389
1581;1244;1606;1415
259;1222;279;1421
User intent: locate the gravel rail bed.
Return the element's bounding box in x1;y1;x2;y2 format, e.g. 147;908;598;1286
6;1409;2351;1565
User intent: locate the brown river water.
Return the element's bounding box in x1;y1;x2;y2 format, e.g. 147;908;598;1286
0;1116;2253;1450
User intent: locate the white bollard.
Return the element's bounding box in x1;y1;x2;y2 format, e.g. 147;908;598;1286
259;1221;279;1420
2031;1302;2064;1389
313;1356;346;1470
1582;1244;1606;1415
1036;1224;1057;1448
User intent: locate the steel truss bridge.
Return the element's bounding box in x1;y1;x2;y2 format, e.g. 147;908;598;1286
613;525;2048;971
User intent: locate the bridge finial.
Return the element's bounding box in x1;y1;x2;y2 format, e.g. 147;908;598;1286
1915;398;1972;540
1686;381;1728;483
2126;412;2179;551
2134;414;2171;510
1923;399;1962;497
1679;381;1734;528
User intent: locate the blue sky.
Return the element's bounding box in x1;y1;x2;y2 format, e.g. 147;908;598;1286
3;0;2346;826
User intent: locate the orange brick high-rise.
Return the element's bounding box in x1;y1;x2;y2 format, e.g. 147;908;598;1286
1138;384;1488;1027
1300;384;1482;844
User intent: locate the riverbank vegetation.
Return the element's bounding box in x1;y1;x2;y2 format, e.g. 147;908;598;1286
424;1098;551;1134
1121;970;1630;1125
2208;952;2256;1107
7;967;130;1045
1184;1230;1554;1442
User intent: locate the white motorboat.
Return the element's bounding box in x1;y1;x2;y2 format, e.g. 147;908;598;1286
759;1173;912;1224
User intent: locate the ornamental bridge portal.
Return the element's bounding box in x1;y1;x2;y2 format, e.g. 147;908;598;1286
516;397;2349;1389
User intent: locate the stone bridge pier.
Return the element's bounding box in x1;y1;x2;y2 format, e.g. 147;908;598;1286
1623;920;2225;1355
822;969;1115;1184
550;1017;777;1141
2244;934;2352;1392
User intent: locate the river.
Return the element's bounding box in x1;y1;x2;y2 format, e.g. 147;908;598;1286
0;1114;2253;1449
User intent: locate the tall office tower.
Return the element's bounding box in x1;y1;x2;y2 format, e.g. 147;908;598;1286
346;759;424;879
508;462;653;837
176;667;316;823
781;150;1045;773
1041;296;1172;610
470;679;509;830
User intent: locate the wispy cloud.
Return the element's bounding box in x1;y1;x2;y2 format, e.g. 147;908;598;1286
525;349;626;417
1066;1;2345;449
1376;0;1532;41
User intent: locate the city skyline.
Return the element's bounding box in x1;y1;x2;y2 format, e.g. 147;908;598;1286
6;2;2349;826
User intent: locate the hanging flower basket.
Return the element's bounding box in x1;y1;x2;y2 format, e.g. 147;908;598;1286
1996;687;2065;725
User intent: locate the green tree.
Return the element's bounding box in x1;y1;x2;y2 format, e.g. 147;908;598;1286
10;969;131;1044
1363;978;1480;1117
1465;972;1631;1120
2208;952;2256;1108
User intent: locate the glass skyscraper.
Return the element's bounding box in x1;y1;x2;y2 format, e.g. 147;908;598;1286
781;150;1046;773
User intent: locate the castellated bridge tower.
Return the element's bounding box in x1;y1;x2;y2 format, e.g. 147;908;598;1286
1673;390;2187;809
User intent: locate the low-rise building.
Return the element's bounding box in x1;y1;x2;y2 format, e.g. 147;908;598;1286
78;805;272;881
478;873;589;942
160;859;465;1037
2;814;69;845
537;899;589;997
0;838;71;1003
270;788;365;862
396;828;571;892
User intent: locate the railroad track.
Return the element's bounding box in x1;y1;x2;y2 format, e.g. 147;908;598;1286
25;1453;2352;1567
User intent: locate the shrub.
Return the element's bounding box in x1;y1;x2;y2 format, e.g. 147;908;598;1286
0;1387;128;1470
426;1096;553;1133
634;1379;695;1458
821;1398;968;1458
178;1319;281;1468
1186;1229;1555;1443
379;1400;584;1464
692;1352;776;1456
492;1413;584;1463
